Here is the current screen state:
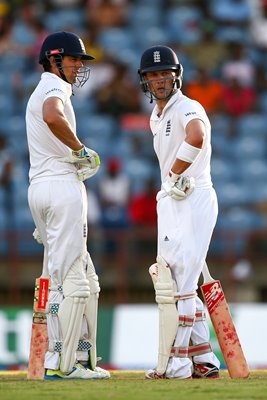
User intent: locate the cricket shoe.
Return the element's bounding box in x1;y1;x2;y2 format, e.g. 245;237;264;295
44;362;105;380
192;362;219;379
94;366;110;379
145;369;166;379
146;369;192;380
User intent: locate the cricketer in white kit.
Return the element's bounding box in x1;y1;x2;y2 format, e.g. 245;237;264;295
26;31;109;380
138;45;220;379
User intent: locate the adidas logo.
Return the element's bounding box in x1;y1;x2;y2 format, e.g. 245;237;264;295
164;236;169;241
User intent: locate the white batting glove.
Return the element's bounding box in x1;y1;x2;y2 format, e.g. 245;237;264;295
162;171;195;201
33;228;43;244
67;145;101;169
77;164;100;181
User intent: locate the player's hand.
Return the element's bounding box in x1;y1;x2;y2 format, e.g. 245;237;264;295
162;171;195;200
77;164;100;181
70;145;101;169
33;228;43;244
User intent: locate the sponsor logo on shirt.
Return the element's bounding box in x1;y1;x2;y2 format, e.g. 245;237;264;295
45;88;64;95
185;111;197;117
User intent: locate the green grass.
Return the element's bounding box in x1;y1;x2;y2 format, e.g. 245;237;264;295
1;370;267;400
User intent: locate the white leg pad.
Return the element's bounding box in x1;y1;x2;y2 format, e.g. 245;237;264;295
58;256;90;373
79;253;100;370
149;255;178;375
58;296;87;373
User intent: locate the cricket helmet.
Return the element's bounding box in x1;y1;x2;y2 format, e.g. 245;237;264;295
39;31;94;64
138;45;183;97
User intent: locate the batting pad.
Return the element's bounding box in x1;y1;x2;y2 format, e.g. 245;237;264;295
78;253;100;369
58;296;86;373
58;257;90;373
149;256;178;375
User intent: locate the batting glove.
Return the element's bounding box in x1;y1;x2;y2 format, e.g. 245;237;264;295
77;164;100;181
33;228;43;244
71;145;101;169
162;171;195;201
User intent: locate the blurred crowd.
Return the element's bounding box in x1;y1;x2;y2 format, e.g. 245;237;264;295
1;0;267;261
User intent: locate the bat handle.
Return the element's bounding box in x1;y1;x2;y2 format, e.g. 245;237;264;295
202;262;214;283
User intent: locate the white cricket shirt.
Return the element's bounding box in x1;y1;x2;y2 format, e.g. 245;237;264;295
26;72;77;182
150;90;212;188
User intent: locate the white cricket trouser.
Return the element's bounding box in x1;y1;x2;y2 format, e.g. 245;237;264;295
28;177;89;370
157;187;220;378
28;177;88;284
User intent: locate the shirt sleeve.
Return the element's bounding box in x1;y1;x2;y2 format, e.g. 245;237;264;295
43;80;68;104
178;98;206;130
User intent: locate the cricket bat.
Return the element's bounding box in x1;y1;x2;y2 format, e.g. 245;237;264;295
201;262;249;378
27;249;49;380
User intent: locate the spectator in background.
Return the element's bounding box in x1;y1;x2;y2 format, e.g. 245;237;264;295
0;135;14;225
250;0;267;49
221;76;257;117
85;0;128;30
0;1;13;55
94;61;142;118
221;42;255;87
185;67;224;115
128;177;157;227
182;19;228;76
98;157;131;229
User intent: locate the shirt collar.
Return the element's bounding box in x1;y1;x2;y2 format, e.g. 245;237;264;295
42;72;73;96
151;89;182;121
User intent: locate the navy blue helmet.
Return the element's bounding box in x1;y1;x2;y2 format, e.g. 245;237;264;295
39;31;94;65
138;45;183;97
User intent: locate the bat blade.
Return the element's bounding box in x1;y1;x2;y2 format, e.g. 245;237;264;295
201;279;249;378
27;277;49;380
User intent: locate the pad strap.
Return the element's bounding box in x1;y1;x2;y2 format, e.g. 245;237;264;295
178;315;195;327
170;346;188;358
188;342;212;357
48;339;92;353
195;311;206;321
175;292;197;300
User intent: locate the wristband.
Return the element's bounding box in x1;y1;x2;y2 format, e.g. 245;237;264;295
72;145;86;157
176;141;201;163
168;170;180;183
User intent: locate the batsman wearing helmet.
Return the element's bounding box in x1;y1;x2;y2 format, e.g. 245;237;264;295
26;31;109;380
138;46;220;379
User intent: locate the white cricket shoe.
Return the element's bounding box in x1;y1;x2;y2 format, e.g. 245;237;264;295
145;368;192;380
145;369;166;379
94;366;110;379
44;362;105;380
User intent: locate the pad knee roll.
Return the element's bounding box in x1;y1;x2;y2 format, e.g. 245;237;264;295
63;256;90;298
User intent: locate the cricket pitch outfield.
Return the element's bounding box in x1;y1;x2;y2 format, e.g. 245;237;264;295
0;370;267;400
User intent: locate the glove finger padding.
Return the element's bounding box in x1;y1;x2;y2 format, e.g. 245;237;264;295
162;175;195;201
72;150;100;169
63;146;101;169
77;165;100;181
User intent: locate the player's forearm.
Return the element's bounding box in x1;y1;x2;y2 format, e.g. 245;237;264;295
43;97;83;150
45;116;82;150
171;158;191;175
171;121;204;174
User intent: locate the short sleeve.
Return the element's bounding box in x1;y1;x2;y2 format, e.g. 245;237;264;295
43;80;68;104
178;99;206;130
